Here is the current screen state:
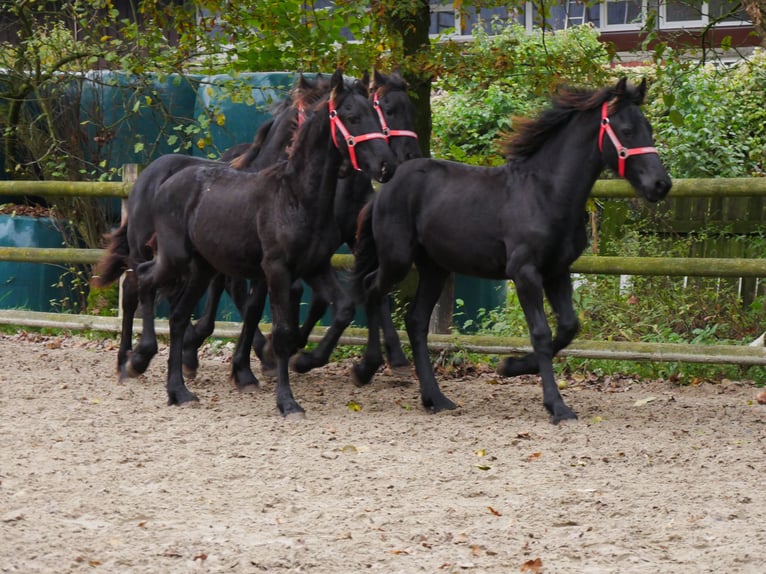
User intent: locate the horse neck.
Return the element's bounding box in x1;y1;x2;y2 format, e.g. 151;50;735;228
287;108;340;220
526;108;604;210
252;109;298;170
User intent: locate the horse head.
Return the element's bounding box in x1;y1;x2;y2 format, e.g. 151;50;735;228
599;77;672;203
329;68;397;183
370;69;422;162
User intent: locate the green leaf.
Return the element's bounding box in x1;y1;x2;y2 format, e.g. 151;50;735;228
668;109;684;128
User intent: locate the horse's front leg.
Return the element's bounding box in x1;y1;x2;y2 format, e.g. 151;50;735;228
512;265;577;424
258;280;302;376
265;265;304;417
498;271;578;378
406;263;456;413
164;269;212;406
291;267;355;374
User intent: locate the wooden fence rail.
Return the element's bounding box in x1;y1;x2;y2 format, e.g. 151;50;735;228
2;174;766;366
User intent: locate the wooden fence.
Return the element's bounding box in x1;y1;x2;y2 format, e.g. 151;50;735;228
2;172;766;366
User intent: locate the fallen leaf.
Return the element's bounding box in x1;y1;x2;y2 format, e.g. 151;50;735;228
346;400;362;412
475;449;487;457
521;557;543;573
487;506;502;516
525;452;542;462
341;445;358;454
476;464;492;471
634;396;657;407
193;553;207;562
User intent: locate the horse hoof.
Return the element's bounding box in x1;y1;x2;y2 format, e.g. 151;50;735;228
351;363;376;387
290;353;315;374
424;397;458;413
260;364;277;378
168;390;200;406
551;409;578;425
124;360;141;379
182;365;198;379
237;383;261;394
386;363;411;378
284;411;307;421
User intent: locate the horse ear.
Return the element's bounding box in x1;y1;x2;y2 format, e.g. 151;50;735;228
636;78;647;105
297;73;311;91
614;77;628;98
361;70;371;91
331;68;345;98
373;68;386;88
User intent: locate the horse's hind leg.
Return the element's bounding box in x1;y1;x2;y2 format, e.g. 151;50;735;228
182;273;226;378
499;272;578;377
352;290;386;386
406;263;456;412
117;270;139;381
380;295;409;372
124;281;160;379
291;268;355;374
229;281;268;392
512;265;577;423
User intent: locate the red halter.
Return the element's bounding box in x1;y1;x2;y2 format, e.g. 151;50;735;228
328;98;388;172
373;93;419;142
598;101;658;178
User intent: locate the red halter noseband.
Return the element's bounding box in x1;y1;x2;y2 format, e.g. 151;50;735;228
328;98;388;172
598;101;658;178
373;93;419;142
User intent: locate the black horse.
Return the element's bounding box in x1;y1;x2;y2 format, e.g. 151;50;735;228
182;69;421;379
135;69;396;416
351;78;672;423
92;74;330;381
284;69;421;376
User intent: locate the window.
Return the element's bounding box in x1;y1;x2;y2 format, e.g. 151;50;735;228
430;1;751;36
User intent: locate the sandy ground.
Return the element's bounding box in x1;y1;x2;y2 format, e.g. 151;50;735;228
1;331;765;574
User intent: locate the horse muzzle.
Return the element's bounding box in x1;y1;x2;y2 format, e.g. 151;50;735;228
376;160;395;183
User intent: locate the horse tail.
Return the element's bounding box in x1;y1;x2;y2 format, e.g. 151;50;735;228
351;199;379;303
91;223;130;288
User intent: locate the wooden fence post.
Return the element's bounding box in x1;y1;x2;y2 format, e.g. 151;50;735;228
429;273;454;334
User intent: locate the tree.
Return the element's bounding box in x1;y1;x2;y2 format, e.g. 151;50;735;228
742;0;766;45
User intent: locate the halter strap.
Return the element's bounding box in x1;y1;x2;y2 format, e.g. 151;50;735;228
598;101;658;178
373;93;419;142
328;98;388;172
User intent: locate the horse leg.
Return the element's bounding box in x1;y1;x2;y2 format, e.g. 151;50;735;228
297;283;329;349
380;295;409;372
291;267;355;373
228;281;267;393
406;263;456;412
164;268;212;406
124;273;160;380
512;265;577;424
498;272;579;377
116;270;138;381
265;265;304;417
351;290;385;386
241;281;270;371
259;280;302;376
182;273;225;379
